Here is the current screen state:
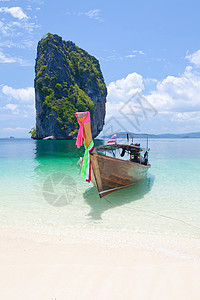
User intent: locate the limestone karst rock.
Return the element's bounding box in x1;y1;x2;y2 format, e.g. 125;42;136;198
34;33;107;139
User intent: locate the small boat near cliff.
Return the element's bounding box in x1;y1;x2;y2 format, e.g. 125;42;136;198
75;111;151;198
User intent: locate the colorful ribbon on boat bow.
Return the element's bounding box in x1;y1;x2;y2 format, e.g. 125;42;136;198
75;111;90;148
81;140;94;182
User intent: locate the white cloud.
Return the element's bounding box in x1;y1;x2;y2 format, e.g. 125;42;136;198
124;50;146;59
0;39;36;49
147;66;200;112
101;55;123;62
27;0;44;4
0;49;16;62
3;127;27;132
85;9;103;21
107;65;200;116
106;73;145;123
0;18;39;37
67;9;103;22
186;49;200;67
4;103;18;111
106;65;200;133
0;20;14;36
12;20;40;33
125;54;136;58
0;7;28;20
101;49;146;62
0;5;39;47
171;111;200;123
132;50;145;55
107;72;144;103
2;85;34;102
0;49;31;65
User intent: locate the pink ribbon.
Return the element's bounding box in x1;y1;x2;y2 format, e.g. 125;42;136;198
75;111;91;148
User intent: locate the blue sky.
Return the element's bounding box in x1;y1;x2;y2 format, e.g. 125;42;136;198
0;0;200;137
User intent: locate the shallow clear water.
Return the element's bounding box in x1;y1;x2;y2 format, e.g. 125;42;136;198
0;138;200;237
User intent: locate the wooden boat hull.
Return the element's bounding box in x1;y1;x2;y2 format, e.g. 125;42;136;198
91;153;151;197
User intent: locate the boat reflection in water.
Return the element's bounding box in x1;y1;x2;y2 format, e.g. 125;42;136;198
84;174;154;220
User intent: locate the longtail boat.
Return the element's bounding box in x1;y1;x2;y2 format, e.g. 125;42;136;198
75;111;151;198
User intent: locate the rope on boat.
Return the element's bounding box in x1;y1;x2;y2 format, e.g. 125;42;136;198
104;197;200;232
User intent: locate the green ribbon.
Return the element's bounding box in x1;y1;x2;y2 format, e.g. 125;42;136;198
81;140;94;179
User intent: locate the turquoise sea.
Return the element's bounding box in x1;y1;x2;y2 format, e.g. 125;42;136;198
0;138;200;238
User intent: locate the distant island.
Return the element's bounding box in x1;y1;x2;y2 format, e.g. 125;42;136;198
100;132;200;139
32;33;107;140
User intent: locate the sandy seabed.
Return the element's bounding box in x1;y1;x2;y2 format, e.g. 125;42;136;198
0;227;200;300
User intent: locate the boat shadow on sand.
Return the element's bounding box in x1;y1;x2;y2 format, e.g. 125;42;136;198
83;174;155;220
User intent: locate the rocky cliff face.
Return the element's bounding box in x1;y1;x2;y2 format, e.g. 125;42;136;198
34;33;107;139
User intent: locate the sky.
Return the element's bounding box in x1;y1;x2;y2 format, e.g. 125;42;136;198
0;0;200;137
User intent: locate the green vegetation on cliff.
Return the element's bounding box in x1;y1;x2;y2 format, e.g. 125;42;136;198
29;127;36;138
35;33;107;133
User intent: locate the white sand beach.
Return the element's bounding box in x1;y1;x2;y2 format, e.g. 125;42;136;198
0;228;200;300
